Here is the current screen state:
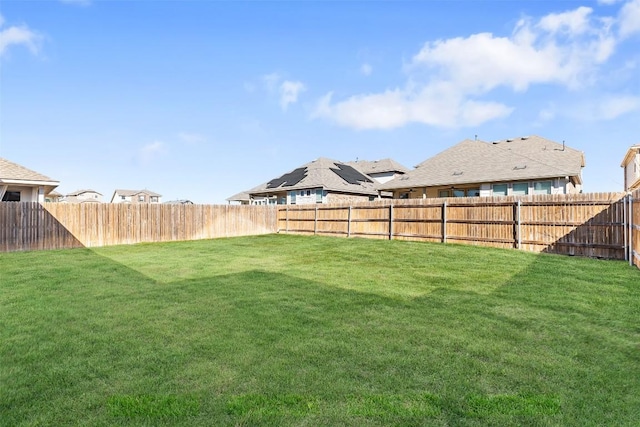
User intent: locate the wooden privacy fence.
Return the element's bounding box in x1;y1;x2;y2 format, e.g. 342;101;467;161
632;189;640;269
0;203;277;252
278;192;636;261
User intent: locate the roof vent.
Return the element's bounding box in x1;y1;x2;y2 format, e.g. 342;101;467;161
521;136;529;140
513;164;527;170
492;141;500;144
506;138;514;142
452;171;463;176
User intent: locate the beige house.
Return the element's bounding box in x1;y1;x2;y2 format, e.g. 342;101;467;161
227;157;384;205
64;189;103;203
621;144;640;192
380;135;585;199
347;158;409;184
110;189;162;204
0;157;60;202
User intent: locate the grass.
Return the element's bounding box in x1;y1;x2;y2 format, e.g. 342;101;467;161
1;234;639;426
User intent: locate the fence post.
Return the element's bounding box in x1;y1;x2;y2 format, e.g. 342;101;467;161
314;205;318;235
347;206;352;238
442;201;447;243
389;204;394;240
623;195;628;262
514;200;521;250
630;195;634;267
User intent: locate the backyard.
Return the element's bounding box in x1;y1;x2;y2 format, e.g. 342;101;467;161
1;234;639;426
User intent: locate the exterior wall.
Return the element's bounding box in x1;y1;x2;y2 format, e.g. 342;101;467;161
623;150;640;191
1;185;44;202
368;172;399;184
112;192;161;204
391;177;580;199
77;191;102;202
325;193;372;204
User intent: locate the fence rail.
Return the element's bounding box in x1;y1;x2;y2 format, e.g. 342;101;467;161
278;193;632;260
0;203;277;252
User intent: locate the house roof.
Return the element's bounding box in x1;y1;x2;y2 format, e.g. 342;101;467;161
346;158;410;175
620;144;640;167
243;157;379;197
0;157;59;185
67;189;102;196
379;135;585;190
226;191;251;202
113;189;162;197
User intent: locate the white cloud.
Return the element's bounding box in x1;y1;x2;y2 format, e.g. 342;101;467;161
537;6;593;35
619;0;640;37
177;132;205;144
313;85;512;130
279;80;306;110
263;73;280;92
360;63;373;76
595;95;640;119
138;141;167;165
0;15;41;57
314;4;624;130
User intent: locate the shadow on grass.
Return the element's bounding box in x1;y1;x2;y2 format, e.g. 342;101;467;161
3;246;638;426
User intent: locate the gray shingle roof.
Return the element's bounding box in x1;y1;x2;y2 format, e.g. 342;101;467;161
346;158;410;175
380;135;585;190
67;189;102;196
246;157;379;197
0;157;58;184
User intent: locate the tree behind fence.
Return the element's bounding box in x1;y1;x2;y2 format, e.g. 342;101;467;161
0;203;277;252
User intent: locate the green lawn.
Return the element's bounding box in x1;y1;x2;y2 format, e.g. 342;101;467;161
1;234;639;426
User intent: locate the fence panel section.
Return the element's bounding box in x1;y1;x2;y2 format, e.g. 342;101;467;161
0;203;277;252
276;193;629;260
632;189;640;268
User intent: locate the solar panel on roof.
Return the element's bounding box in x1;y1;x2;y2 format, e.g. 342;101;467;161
266;167;308;188
330;164;373;185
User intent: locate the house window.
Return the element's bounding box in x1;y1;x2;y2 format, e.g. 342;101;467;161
533;181;552;195
289;191;296;204
512;183;529;196
466;188;480;197
2;191;20;202
120;195;126;200
438;190;450;198
299;190;305;197
315;189;323;203
492;184;508;196
279;197;286;205
306;190;311;196
139;195;145;202
150;196;158;203
452;189;465;197
399;192;410;199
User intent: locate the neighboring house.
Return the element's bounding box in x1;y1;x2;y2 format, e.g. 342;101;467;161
380;135;585;199
621;144;640;192
0;157;60;202
164;199;194;205
64;189;103;203
227;157;383;205
45;190;64;202
226;191;251;205
346;158;410;184
110;189;162;204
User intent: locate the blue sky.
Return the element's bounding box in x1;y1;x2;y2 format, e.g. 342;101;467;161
1;0;639;203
